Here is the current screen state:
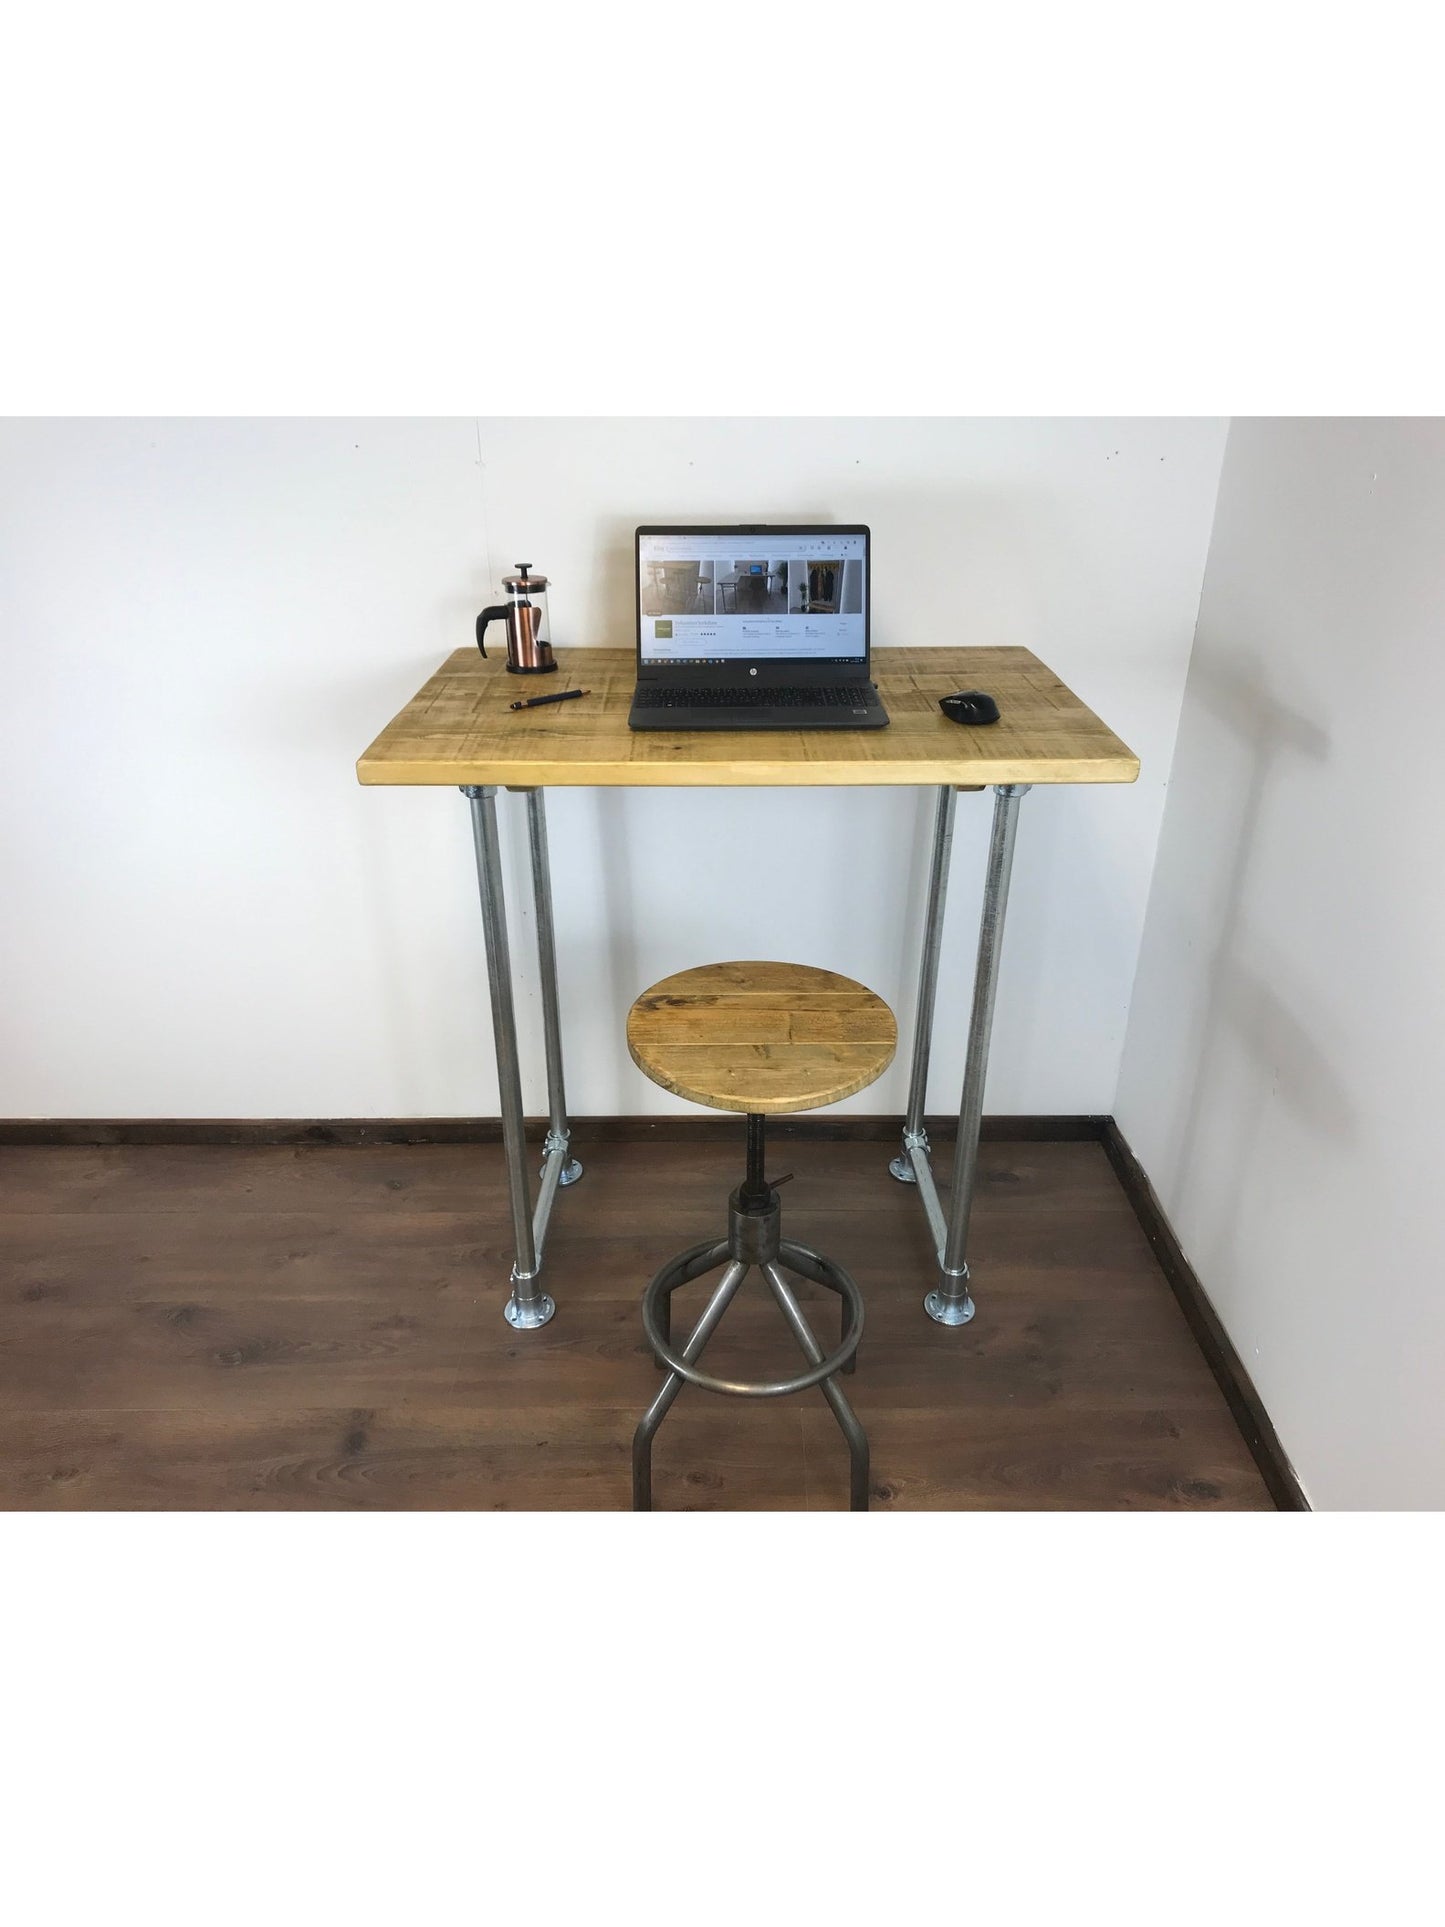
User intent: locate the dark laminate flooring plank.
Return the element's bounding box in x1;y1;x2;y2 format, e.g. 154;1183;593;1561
0;1212;512;1305
0;1139;1126;1218
0;1404;811;1512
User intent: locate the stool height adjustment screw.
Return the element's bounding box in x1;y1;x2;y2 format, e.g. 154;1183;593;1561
741;1112;770;1207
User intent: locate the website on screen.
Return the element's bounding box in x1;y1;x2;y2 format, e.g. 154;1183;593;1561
638;532;866;663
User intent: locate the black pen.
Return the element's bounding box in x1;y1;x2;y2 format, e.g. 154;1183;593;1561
510;687;590;712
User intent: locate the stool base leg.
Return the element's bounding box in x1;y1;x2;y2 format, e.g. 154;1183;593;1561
762;1262;869;1513
633;1256;747;1511
648;1237;730;1370
818;1371;871;1512
778;1240;859;1374
633;1382;672;1511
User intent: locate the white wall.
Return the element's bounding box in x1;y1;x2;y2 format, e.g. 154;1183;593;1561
1115;418;1445;1510
0;416;1225;1120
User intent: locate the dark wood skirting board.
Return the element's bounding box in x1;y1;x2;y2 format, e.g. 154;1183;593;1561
1099;1119;1308;1513
0;1109;1303;1511
0;1114;1105;1148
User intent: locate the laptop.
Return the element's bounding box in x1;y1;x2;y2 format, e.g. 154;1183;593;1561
628;523;889;730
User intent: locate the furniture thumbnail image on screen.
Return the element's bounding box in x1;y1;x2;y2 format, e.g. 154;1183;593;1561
642;558;864;618
641;558;783;616
790;558;864;615
642;558;716;615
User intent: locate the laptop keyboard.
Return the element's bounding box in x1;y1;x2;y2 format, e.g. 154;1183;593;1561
634;685;871;710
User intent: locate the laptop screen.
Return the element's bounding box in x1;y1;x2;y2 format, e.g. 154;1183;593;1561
637;528;868;666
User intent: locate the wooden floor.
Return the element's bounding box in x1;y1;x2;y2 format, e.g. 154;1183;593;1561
0;1137;1273;1510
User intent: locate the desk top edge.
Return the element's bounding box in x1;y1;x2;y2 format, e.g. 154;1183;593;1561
356;645;1141;788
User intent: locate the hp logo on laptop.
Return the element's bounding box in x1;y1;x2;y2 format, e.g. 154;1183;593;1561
749;666;757;675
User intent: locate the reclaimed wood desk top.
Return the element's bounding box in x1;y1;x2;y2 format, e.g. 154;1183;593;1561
356;646;1140;788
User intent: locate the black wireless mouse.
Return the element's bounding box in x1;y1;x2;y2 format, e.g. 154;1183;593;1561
940;690;1000;726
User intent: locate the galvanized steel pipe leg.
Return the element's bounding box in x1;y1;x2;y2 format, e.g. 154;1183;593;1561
926;782;1030;1327
891;786;957;1183
524;789;583;1188
463;784;554;1332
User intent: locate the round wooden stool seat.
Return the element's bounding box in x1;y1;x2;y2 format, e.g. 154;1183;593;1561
627;961;897;1115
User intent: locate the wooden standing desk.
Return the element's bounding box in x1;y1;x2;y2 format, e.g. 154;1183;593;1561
358;646;1139;1330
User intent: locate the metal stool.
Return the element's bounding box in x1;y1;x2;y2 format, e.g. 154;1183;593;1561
626;961;897;1512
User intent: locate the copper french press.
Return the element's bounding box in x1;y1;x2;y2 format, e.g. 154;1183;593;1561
476;563;557;674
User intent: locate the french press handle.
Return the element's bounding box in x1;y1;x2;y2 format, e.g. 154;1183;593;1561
475;606;510;658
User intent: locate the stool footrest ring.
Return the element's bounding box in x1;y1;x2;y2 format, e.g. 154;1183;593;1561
641;1246;863;1397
